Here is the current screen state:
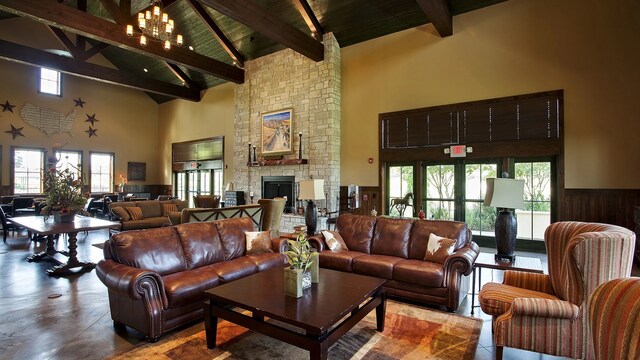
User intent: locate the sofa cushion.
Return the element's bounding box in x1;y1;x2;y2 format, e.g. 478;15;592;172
393;259;445;288
162;266;220;308
125;206;143;220
162;203;178;216
174;222;224;269
209;257;258;283
245;231;273;255
319;250;367;272
138;200;162;218
352;254;403;280
408;220;470;260
336;214;376;254
321;230;348;251
423;233;457;264
110;226;187;276
370;217;412;258
111;206;130;221
120;217;171;230
215;217;255;260
246;252;287;271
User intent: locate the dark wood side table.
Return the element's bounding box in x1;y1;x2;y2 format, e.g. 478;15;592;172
470;252;544;315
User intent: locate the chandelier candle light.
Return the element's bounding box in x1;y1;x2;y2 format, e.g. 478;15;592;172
126;0;183;50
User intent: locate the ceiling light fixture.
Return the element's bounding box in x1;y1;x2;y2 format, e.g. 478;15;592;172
126;0;183;51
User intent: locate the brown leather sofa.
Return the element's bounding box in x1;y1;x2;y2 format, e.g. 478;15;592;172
108;199;188;231
309;214;479;311
96;217;288;341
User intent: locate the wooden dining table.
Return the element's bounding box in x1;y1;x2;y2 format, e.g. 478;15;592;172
10;215;121;276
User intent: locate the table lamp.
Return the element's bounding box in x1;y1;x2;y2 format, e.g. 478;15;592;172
299;179;325;235
484;176;525;262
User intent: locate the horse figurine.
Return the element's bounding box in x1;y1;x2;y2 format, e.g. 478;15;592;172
389;192;413;217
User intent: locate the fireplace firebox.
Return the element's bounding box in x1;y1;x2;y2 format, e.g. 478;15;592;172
261;176;295;212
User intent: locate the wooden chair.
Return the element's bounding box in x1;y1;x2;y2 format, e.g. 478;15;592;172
12;197;35;217
193;195;220;208
0;205;18;243
478;221;636;359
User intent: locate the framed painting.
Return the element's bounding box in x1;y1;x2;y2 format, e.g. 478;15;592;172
261;109;293;155
127;162;146;181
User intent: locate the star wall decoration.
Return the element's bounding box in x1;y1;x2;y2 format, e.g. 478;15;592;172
73;98;85;108
1;100;15;113
85;113;99;125
5;124;24;139
85;126;97;137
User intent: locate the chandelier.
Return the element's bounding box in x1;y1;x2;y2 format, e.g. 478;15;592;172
126;0;183;50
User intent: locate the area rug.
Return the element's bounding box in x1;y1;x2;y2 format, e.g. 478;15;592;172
108;300;482;360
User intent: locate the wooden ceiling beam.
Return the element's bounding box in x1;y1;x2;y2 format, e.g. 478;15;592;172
47;26;84;59
416;0;452;37
164;62;200;90
0;39;200;101
198;0;324;61
293;0;324;40
78;41;110;61
0;0;244;83
186;0;244;67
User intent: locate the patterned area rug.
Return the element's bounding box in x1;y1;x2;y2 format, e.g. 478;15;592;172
108;300;481;360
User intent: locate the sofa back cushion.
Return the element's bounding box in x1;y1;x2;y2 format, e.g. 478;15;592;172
138;200;162;218
161;199;188;211
215;217;255;260
174;222;224;269
110;226;187;275
371;217;413;258
336;214;376;254
408;220;470;260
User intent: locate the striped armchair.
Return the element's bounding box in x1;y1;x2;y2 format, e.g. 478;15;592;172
589;277;640;360
478;221;636;359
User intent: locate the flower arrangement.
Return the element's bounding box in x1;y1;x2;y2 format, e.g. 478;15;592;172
285;232;313;271
119;174;128;188
41;166;89;218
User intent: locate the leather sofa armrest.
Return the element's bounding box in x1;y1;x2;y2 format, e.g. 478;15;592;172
96;259;167;307
307;234;326;252
443;241;479;277
271;237;288;253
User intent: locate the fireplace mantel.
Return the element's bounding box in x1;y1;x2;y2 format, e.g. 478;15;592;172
247;159;308;167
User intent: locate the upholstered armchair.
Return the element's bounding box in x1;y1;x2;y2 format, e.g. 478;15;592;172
478;221;636;359
193;195;220;208
258;197;286;233
589;277;640;360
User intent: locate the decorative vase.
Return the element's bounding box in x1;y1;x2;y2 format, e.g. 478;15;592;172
284;268;312;298
53;211;75;223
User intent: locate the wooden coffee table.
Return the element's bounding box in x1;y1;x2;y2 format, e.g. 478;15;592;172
204;268;386;360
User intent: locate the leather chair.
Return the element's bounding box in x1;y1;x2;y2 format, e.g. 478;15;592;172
12;197;35;216
478;221;636;359
589;277;640;360
258;197;286;232
193;195;220;208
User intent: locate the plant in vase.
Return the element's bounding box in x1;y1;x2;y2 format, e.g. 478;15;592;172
283;232;317;297
118;174;128;192
41;166;89;223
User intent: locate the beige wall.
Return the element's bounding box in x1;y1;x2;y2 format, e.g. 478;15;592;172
157;82;235;185
341;0;640;188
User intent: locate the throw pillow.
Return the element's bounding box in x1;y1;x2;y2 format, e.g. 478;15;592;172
321;230;348;251
125;206;144;221
111;206;130;221
423;233;457;264
245;231;273;255
162;203;179;216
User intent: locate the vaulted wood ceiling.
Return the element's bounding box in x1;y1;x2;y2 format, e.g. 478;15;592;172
0;0;506;103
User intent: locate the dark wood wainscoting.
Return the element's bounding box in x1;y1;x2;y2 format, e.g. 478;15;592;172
560;189;640;230
338;186;381;216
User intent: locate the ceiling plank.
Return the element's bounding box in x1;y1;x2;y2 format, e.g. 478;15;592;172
0;0;244;83
293;0;324;40
415;0;452;37
164;62;200;90
96;0;129;24
0;38;200;101
198;0;324;62
186;0;244;67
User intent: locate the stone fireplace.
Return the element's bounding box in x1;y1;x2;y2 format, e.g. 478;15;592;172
232;33;341;217
261;176;295;211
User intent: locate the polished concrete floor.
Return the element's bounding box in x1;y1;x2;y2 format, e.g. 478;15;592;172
0;228;637;360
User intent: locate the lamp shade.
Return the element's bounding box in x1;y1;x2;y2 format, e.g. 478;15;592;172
484;178;525;209
299;179;325;200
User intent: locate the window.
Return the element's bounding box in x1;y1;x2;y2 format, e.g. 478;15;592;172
13;148;44;194
464;163;498;237
90;153;114;193
424;164;455;220
39;68;61;96
515;161;552;240
388;165;414;217
55;150;82;179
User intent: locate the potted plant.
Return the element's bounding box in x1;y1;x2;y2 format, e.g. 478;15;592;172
41;166;89;223
283;232;317;297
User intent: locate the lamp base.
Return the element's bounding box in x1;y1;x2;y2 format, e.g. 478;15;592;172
494;209;517;263
305;200;317;235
